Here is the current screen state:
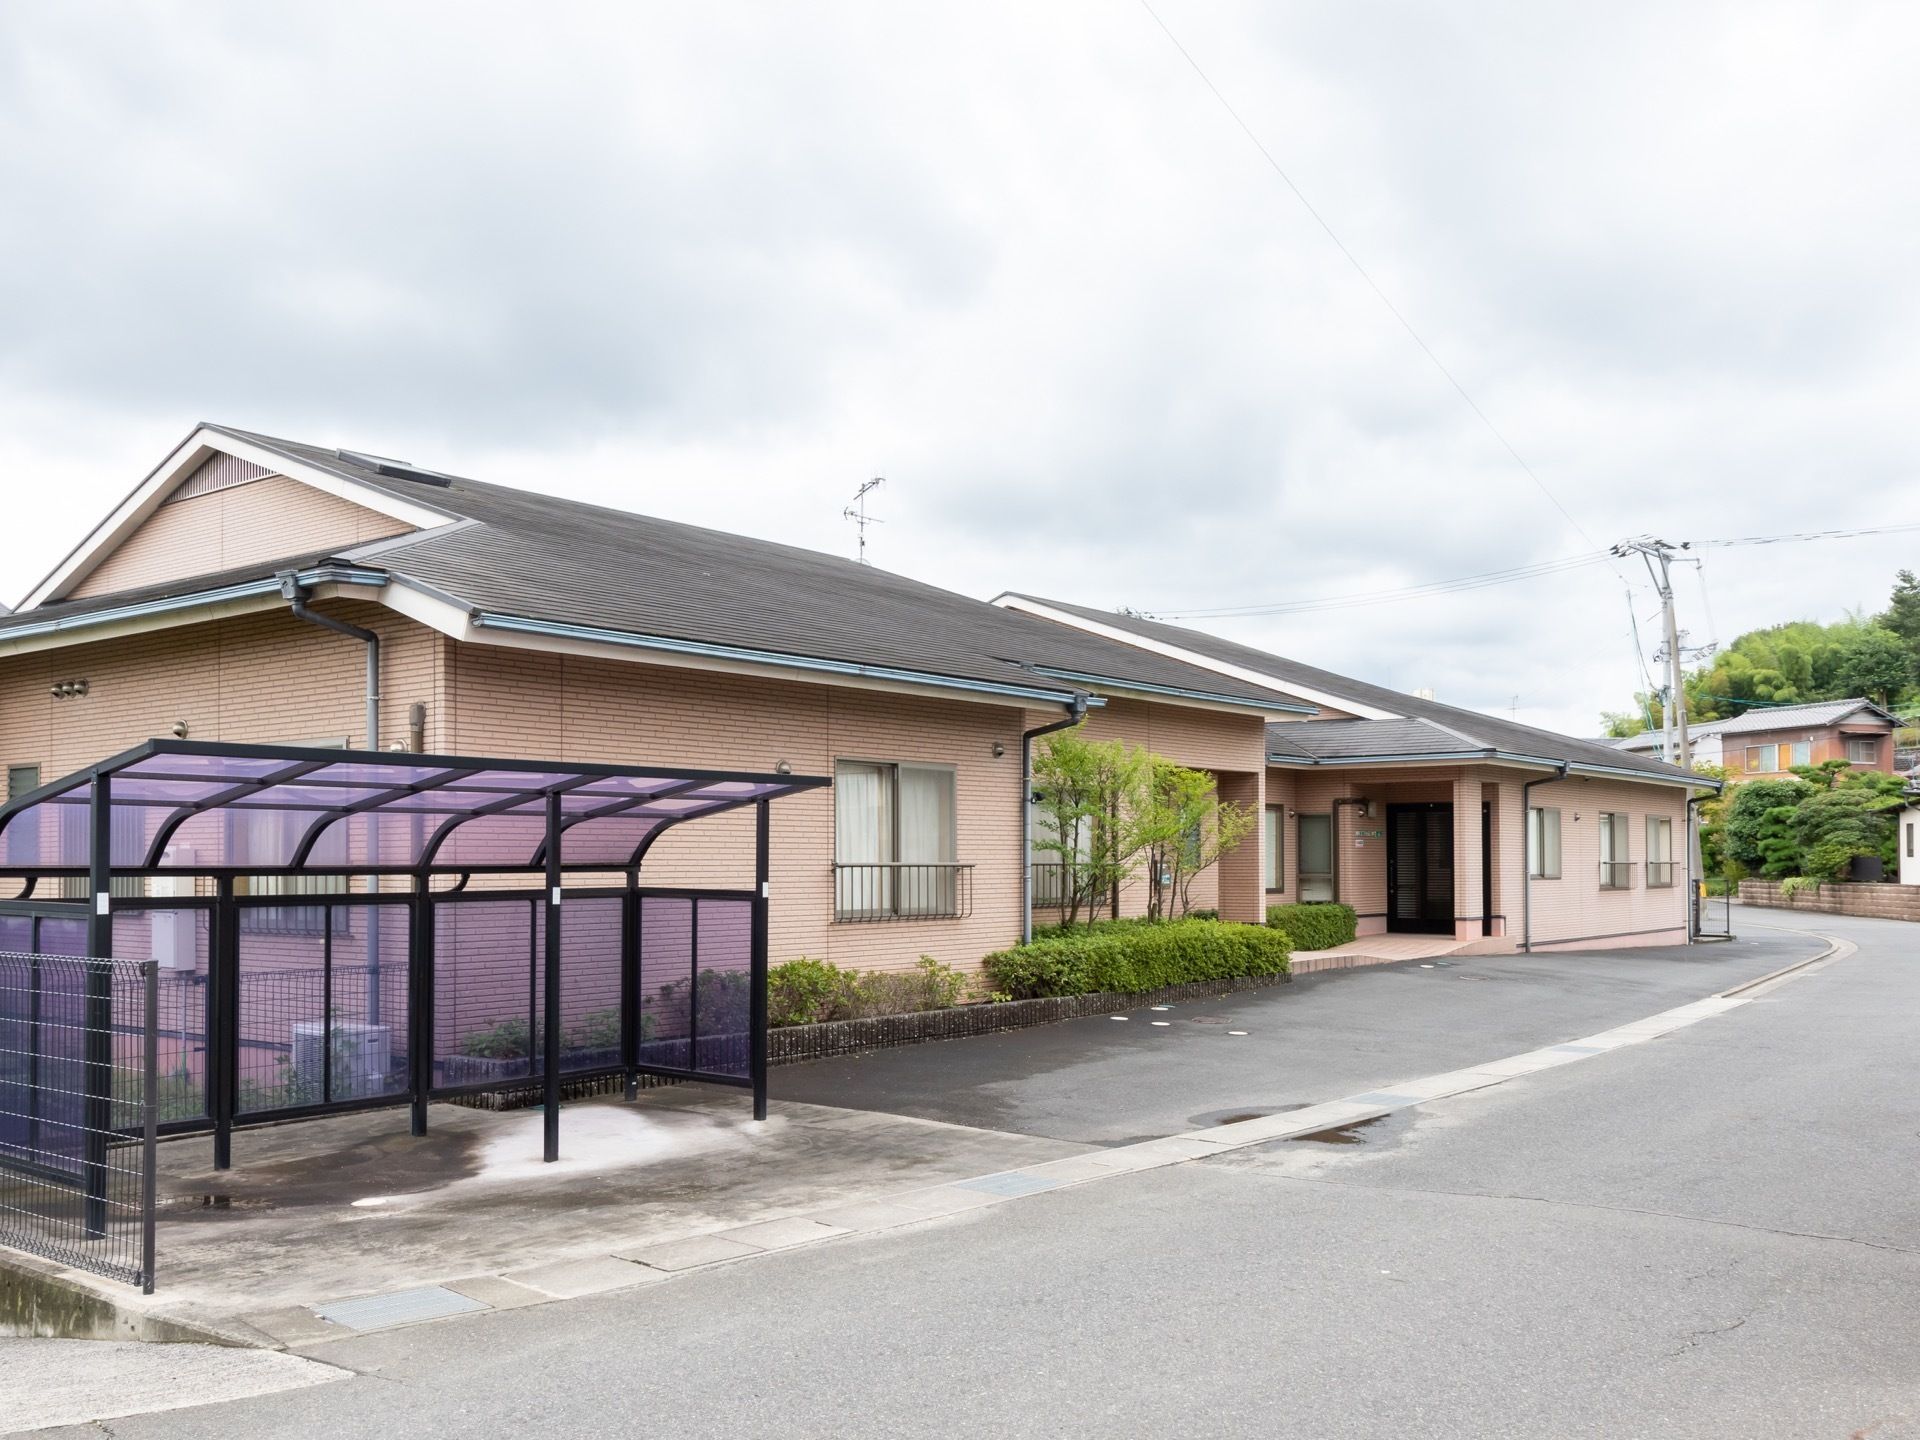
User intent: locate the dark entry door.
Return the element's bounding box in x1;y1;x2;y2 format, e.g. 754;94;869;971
1387;803;1454;934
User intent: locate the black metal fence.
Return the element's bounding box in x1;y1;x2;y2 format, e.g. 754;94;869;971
0;951;156;1292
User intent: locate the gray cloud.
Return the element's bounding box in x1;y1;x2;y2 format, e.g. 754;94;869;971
0;0;1915;736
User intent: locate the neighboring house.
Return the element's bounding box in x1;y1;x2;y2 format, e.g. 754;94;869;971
1612;720;1726;769
0;424;1318;976
1624;699;1901;779
996;596;1714;950
1902;788;1920;886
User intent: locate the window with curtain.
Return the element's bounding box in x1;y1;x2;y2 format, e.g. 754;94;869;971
1527;807;1561;879
1599;812;1632;888
835;760;957;917
1789;740;1812;767
1263;807;1284;892
1645;815;1674;887
1846;736;1880;764
1745;745;1779;773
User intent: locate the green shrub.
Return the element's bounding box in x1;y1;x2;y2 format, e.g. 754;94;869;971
1779;875;1823;899
982;918;1290;1000
767;954;971;1027
1264;902;1357;951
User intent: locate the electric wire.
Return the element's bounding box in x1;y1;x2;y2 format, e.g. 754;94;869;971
1134;0;1632;588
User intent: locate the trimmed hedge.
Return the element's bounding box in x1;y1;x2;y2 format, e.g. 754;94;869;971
982;918;1291;1001
1265;902;1358;952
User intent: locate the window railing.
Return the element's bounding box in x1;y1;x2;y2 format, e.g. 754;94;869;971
1030;861;1071;909
833;863;974;922
1645;861;1676;889
1599;861;1636;890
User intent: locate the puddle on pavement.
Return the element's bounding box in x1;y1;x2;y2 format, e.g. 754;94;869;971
1188;1103;1310;1128
1290;1115;1389;1145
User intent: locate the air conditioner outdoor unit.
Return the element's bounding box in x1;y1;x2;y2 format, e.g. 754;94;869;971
148;857;201;970
291;1021;392;1102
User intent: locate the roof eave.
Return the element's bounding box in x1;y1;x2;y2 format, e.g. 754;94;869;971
1265;747;1718;789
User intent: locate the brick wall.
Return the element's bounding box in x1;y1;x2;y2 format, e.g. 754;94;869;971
1737;878;1920;920
0;603;1278;977
1521;774;1690;948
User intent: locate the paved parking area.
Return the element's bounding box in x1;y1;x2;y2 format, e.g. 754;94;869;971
772;931;1819;1143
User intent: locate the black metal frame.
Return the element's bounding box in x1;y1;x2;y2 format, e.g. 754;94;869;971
0;744;814;1192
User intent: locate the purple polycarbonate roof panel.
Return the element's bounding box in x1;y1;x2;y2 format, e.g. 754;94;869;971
301;762;461;787
110;778;231;803
442;770;580;792
119;754;291;779
435;813;550;868
570;776;698;797
230;784;393;809
555;815;666;865
0;741;824;873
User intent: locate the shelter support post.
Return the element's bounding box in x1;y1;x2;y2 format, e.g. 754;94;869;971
621;870;639;1102
212;877;237;1170
410;885;433;1137
752;800;770;1122
83;773;112;1236
543;791;561;1162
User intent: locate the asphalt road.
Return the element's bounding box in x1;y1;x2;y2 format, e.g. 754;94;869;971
18;908;1918;1439
774;929;1818;1142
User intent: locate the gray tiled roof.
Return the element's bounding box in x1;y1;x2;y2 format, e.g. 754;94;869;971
1706;699;1896;736
3;427;1313;713
997;595;1698;782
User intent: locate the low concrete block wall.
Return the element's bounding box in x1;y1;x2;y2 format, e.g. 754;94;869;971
1738;879;1920;921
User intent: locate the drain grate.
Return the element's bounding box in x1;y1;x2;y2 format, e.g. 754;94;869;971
313;1285;488;1332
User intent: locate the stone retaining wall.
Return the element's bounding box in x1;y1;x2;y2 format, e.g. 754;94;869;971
1738;878;1920;921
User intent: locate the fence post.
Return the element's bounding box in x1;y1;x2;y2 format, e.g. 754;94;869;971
411;889;433;1137
212;877;236;1171
83;772;112;1237
543;792;561;1163
751;800;770;1122
621;873;638;1102
141;959;158;1294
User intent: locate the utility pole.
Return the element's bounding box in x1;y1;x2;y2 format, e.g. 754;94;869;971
1612;538;1694;769
1612;536;1707;935
843;477;885;565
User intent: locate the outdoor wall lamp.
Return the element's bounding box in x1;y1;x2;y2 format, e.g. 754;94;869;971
170;720;190;739
774;759;793;775
991;741;1006;758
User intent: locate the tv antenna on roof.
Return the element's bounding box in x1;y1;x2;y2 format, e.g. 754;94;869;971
843;476;885;565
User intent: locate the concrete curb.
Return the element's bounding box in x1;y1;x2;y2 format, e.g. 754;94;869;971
1717;926;1854;998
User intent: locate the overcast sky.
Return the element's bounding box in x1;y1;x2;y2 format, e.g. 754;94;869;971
2;2;1914;735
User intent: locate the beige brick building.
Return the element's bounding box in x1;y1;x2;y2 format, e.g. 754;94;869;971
1;424;1714;971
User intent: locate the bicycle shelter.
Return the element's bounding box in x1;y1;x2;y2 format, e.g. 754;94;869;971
0;739;828;1181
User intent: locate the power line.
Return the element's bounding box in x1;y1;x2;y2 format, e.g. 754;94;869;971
1149;518;1918;621
1134;0;1629;585
1692;519;1920;548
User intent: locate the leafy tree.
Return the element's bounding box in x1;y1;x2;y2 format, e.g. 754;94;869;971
1719;778;1812;874
1135;758;1257;921
1030;730;1147;927
1880;569;1920;650
1824;623;1913;704
1599;709;1648;739
1789;788;1895;880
